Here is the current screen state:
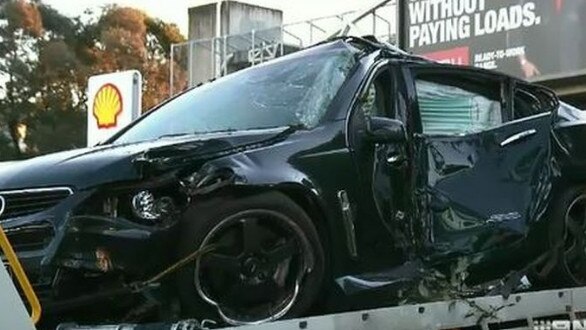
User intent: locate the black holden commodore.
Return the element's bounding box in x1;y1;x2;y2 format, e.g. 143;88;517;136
1;37;586;326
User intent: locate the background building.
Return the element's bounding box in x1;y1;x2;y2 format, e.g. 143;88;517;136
170;0;397;95
172;0;586;109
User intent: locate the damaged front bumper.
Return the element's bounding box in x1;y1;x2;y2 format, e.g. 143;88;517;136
1;188;181;310
55;215;175;275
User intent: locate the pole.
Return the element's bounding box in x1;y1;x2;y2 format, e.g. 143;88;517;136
170;45;175;97
280;26;285;57
373;11;377;37
188;42;194;88
215;0;223;78
397;0;407;50
251;30;256;66
216;0;223;38
223;35;227;76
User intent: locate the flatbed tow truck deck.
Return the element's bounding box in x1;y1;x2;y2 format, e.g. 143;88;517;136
55;287;586;330
5;218;586;330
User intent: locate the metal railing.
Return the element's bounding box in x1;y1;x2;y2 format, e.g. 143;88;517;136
170;1;398;96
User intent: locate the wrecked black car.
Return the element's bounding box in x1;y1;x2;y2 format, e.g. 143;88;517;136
1;37;586;326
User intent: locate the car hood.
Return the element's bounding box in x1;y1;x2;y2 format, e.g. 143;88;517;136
0;127;291;191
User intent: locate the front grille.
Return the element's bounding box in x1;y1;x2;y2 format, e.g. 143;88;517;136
4;222;55;251
0;187;73;221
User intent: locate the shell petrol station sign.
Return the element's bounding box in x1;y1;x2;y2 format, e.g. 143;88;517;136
87;70;142;146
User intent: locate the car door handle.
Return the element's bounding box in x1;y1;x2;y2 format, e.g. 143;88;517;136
500;129;537;147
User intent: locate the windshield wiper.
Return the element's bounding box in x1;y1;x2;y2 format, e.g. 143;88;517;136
157;125;305;140
156;133;194;140
287;124;305;131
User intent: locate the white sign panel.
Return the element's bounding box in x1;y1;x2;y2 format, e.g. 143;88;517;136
87;70;142;146
0;262;35;330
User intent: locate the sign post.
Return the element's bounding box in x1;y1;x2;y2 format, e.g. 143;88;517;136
87;70;142;146
397;0;408;50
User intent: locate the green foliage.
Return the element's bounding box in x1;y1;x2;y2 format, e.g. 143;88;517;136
0;0;186;161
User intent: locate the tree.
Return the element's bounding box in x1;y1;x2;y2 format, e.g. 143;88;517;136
0;1;187;161
0;0;44;158
88;5;186;110
26;5;92;154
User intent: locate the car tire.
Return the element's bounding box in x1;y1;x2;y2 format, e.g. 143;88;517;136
176;191;325;325
548;185;586;286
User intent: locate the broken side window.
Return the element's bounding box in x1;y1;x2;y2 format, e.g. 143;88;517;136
415;79;503;136
513;89;544;119
513;83;555;120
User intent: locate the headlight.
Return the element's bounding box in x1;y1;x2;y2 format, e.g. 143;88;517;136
131;190;176;221
131;190;159;220
79;181;187;226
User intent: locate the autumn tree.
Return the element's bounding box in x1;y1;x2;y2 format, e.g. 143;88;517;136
26;4;92;154
0;0;44;158
89;5;186;110
0;0;187;161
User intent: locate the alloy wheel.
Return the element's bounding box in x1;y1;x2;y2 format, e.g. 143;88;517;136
194;209;314;325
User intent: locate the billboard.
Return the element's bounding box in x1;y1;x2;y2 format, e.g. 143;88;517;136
404;0;586;80
87;71;142;146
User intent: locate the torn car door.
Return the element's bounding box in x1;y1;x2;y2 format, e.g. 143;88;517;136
348;63;411;257
407;67;554;259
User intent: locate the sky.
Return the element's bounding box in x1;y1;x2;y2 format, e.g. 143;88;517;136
43;0;381;35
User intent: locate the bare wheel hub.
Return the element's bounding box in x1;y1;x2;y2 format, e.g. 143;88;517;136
242;256;261;277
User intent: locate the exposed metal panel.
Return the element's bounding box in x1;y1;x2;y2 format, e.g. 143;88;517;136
0;262;35;330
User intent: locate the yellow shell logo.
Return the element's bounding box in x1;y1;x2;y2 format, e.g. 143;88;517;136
93;84;123;129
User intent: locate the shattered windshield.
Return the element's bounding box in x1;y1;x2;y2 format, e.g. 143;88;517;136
112;44;358;145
